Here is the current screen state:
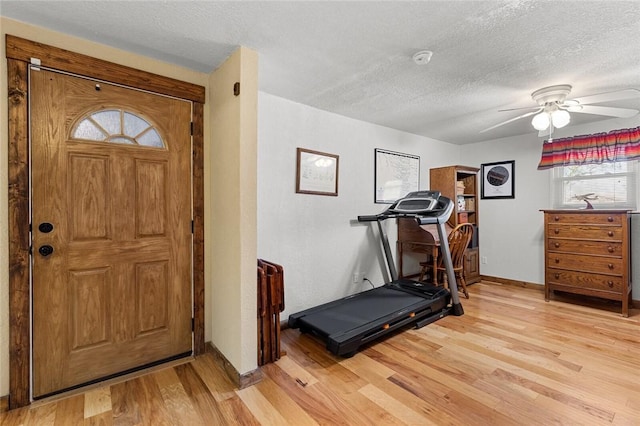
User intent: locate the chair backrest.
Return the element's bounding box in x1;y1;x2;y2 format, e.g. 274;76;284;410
441;223;474;270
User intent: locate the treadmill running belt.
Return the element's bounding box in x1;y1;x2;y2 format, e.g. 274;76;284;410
294;287;429;335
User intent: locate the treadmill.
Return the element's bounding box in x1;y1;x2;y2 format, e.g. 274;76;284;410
288;190;464;357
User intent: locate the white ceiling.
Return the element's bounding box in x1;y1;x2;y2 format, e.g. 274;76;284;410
2;1;640;144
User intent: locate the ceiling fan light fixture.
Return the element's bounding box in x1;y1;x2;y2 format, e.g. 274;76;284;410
531;112;550;131
551;109;570;128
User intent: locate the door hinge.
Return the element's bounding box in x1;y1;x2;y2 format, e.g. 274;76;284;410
191;220;194;234
191;318;195;331
30;57;41;71
190;122;194;136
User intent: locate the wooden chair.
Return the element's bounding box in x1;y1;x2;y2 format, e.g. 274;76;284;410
418;223;474;299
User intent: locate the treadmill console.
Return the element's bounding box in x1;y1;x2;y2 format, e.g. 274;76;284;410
389;190;441;214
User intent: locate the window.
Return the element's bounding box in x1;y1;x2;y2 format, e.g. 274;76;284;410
71;109;164;148
551;161;637;209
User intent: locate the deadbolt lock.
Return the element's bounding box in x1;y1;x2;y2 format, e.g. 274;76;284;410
38;222;54;233
38;245;54;257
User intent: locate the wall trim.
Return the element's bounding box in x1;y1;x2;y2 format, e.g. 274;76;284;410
6;35;206;409
480;275;544;290
205;342;263;389
5;35;205;103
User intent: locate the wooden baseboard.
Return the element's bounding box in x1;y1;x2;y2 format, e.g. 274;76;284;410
204;342;263;389
480;275;640;308
480;275;544;291
0;394;8;413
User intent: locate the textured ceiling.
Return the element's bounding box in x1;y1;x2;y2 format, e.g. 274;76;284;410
2;1;640;144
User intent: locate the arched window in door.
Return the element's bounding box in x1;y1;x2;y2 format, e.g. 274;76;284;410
71;109;165;148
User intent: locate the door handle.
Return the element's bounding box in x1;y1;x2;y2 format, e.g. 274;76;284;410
38;245;54;257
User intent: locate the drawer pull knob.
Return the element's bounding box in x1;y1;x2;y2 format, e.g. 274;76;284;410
608;263;614;269
608;246;614;253
607;216;613;222
555;258;560;264
555;273;560;279
554;229;560;234
554;216;560;221
554;242;560;248
608;231;614;237
607;281;614;288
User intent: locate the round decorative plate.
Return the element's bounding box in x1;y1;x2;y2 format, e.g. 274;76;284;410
486;165;509;186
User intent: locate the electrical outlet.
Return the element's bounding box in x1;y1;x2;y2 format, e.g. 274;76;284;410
481;256;488;265
352;272;363;283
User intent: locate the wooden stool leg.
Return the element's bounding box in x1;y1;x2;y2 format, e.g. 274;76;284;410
418;265;426;282
432;247;438;287
419;252;437;284
458;272;469;299
441;271;449;291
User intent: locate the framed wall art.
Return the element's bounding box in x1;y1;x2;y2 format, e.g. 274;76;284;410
296;148;339;196
374;148;420;203
481;160;515;199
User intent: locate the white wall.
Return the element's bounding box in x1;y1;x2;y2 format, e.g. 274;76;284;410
460;115;640;286
459;133;550;284
258;92;640;320
257;92;459;317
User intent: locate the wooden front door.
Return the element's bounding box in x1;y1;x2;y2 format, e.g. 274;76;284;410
30;68;193;398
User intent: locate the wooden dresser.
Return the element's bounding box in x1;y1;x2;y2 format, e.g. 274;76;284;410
542;210;632;317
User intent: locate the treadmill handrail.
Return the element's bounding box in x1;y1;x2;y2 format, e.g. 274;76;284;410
355;194;462;315
357;195;453;225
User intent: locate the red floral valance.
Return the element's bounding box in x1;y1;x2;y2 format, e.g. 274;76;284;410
537;126;640;170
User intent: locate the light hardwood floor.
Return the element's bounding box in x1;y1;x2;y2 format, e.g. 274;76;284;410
2;281;639;425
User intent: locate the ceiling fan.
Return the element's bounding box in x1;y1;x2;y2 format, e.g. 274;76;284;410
480;84;640;137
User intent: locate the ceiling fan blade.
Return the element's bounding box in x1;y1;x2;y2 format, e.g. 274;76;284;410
571;88;640;105
576;105;639;118
480;109;542;133
498;106;541;113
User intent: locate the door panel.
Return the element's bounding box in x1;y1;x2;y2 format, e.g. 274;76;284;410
69;267;111;350
136;260;169;334
31;68;193;397
69;155;110;240
136;160;167;237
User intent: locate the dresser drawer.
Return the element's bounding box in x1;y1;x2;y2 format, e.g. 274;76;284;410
547;253;623;275
547;225;622;241
547;239;623;256
547;213;623;225
546;270;623;292
542;210;631;317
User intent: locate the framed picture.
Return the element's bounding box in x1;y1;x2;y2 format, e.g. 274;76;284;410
481;160;515;199
296;148;339;196
375;148;420;203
